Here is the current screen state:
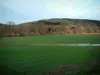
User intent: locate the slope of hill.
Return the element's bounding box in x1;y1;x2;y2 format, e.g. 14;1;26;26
0;18;100;37
19;18;100;26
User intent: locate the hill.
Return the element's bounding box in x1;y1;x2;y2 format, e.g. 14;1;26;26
0;18;100;37
19;18;100;25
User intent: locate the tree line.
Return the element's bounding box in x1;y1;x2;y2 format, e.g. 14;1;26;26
0;18;100;37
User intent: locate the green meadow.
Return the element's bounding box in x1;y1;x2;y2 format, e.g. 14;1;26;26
2;34;100;45
1;34;100;75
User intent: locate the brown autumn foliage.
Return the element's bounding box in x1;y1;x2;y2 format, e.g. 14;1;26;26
0;18;100;37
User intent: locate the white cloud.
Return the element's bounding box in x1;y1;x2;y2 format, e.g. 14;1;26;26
51;0;90;17
3;0;75;14
3;0;46;16
2;0;100;20
87;0;93;1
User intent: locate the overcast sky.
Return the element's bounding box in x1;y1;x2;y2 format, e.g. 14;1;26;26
0;0;100;24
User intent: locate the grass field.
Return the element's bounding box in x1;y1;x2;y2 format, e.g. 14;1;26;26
1;34;100;75
2;34;100;45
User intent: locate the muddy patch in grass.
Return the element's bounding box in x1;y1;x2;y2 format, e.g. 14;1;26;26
43;60;100;75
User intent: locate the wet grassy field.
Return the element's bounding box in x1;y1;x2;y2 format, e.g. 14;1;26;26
1;35;100;75
2;34;100;45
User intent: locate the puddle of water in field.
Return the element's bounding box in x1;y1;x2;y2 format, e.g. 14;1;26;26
64;44;100;46
32;44;100;46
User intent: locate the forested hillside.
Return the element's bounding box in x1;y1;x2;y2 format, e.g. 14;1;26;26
0;18;100;37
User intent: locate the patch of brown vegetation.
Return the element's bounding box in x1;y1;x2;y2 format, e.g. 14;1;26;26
43;61;100;75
